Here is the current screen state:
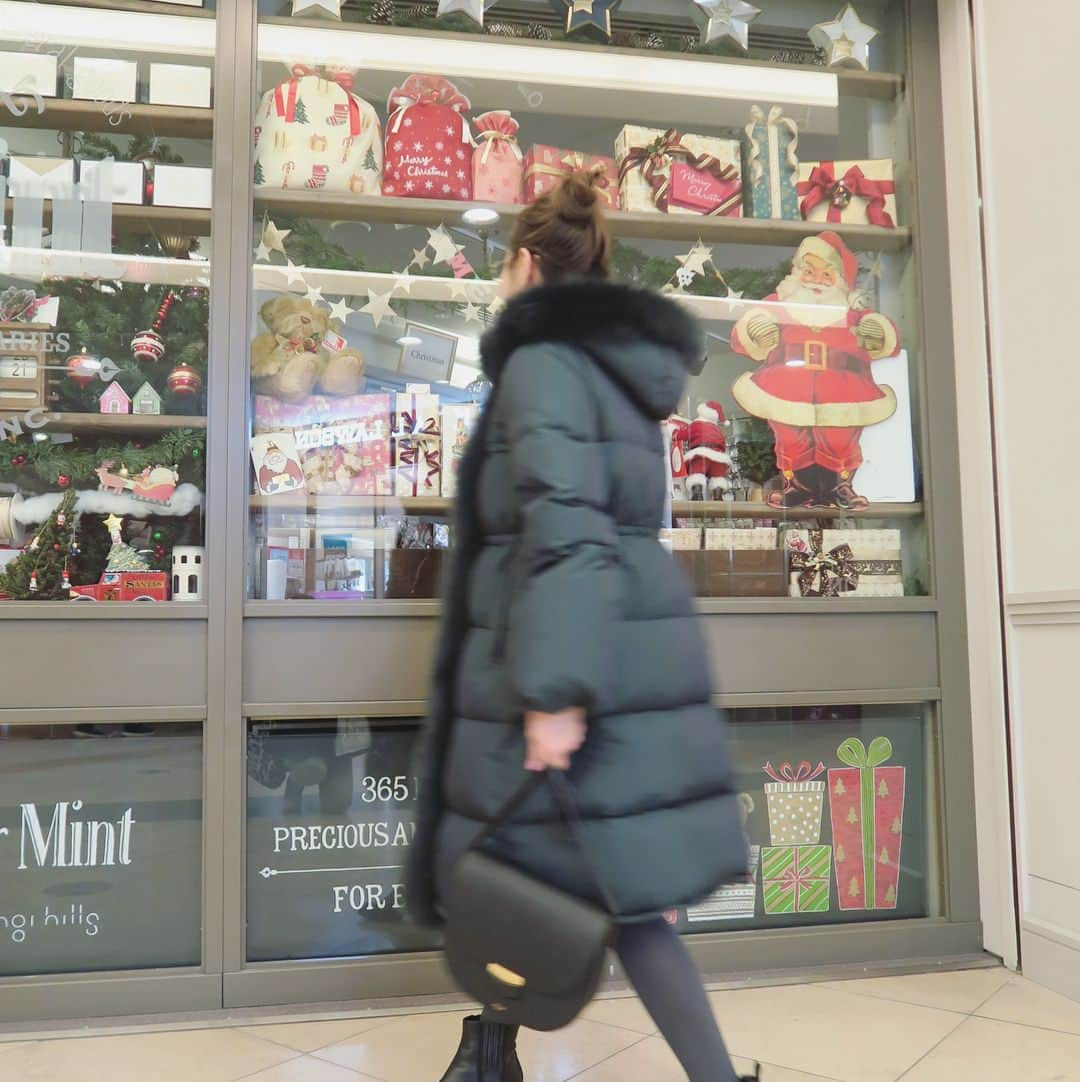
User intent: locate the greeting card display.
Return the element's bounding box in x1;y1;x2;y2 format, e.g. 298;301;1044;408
383;74;473;201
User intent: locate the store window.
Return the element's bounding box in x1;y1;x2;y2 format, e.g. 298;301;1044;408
0;0;213;604
244;1;924;603
0;722;203;976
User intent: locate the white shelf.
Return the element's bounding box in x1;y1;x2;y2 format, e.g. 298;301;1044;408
0;246;210;288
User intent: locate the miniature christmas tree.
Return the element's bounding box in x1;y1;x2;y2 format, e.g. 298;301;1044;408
364;146;379;173
103;514;150;572
294;99;310;124
0;490;78;600
254;159;266;185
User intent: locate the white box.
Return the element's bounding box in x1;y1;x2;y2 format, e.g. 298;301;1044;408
6;156;76;200
0;52;58;98
72;58;138;104
79;160;145;205
149;63;212;108
152;164;212;208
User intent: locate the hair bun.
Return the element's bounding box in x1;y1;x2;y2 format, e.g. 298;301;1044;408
552;169;602;224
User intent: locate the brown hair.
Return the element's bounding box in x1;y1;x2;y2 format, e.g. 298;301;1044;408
508;168;612;282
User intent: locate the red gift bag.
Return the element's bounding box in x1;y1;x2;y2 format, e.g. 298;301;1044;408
472;110;524;205
383;74;474;201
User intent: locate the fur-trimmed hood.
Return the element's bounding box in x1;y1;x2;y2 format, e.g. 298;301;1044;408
481;279;706;421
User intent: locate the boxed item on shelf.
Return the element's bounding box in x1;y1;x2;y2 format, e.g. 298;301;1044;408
797;159;897;228
472;111;524;205
151;164;213;208
0;52;59;98
660;527;702;551
4;155;75;200
72;58;138;104
383;74;473;201
615;126;742;216
523;145;617;207
785;528;904;598
393;389;441;498
78;159;145;205
696;550;787;598
441;402;480;499
254;66;383;195
149;63;213;108
254;393;393;496
386;549;444;599
741;105;801;220
705;527;778;551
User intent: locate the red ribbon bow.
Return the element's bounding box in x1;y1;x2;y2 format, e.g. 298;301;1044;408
618;129;739;215
797;162;896;228
763;760;826;784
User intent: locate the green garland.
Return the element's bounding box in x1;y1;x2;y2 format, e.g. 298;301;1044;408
0;429;205;493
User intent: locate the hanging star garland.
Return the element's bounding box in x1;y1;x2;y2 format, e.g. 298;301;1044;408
549;0;622;42
282;260;306;286
410;247;431;270
304;284;325;306
393;274;414;295
676;240;715;278
328;297;355;322
254;241;272;262
436;0;500;27
261;219;291;256
291;0;342;18
691;0;761;51
427;225;465;266
361;289;397;328
462;302;484;324
809;4;879;70
667;240;742;301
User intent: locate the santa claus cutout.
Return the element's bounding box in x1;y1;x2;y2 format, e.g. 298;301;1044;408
685;401;731;501
730;232;900;510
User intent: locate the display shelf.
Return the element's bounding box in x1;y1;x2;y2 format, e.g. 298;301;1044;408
0;245;210;289
250;493;450;516
35;0;214;15
46;413;207;434
254;191;912;253
3;199;211;237
670;500;924;519
2;97;213;140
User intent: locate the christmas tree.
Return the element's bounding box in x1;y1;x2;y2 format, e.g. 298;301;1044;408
254;159;266;185
0;490;77;599
103;515;150;572
364;146;379;173
294;99;310;124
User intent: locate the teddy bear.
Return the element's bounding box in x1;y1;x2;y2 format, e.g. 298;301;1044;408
250;296;366;403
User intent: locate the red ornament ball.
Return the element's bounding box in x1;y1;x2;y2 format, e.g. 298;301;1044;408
12;454;27;467
53;543;62;552
154;545;166;559
66;351;100;387
131;328;166;364
167;363;202;397
57;474;71;488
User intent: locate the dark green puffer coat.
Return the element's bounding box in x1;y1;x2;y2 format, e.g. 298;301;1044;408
408;279;746;924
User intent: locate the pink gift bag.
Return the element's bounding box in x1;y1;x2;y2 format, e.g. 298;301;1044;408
472;110;524;205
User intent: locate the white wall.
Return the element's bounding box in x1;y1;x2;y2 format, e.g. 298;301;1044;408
969;0;1080;997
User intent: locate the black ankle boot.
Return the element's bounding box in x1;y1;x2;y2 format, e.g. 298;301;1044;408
738;1067;761;1081
439;1015;523;1082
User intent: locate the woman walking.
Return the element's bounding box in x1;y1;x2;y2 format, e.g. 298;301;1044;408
408;169;756;1082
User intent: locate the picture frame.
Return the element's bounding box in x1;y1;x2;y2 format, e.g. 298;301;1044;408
397;322;457;384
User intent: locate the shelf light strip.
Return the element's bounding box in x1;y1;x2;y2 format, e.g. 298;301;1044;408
257;26;838;111
0;1;214;56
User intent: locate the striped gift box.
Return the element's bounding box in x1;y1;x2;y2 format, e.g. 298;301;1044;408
761;845;832;915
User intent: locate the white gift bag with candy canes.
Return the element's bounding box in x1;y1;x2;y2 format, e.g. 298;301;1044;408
253;64;383;195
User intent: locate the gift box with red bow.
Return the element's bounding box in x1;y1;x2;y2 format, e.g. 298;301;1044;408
797;158;898;228
762;845;832;914
393;390;442;498
253;65;383;195
473;110;524;205
383;74;474;201
616;125;743;216
523;145;617;207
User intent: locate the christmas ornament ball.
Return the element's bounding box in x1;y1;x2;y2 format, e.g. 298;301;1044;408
66;350;99;387
57;474;71;488
131;328;166;364
12;454;26;467
167;363;203;397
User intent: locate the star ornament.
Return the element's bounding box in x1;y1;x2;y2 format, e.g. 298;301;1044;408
410;248;431;270
436;0;500;27
549;0;622;42
261;220;291;256
692;0;761;50
329;297;355;322
809;4;879;70
361;289;397;328
676;241;714;277
291;0;343;18
427;225;464;266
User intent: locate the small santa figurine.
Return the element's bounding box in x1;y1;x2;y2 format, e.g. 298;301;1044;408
661;415;691;499
685;401;731;501
730;231;900;510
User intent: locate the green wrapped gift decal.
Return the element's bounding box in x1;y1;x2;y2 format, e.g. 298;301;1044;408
828;737;907;910
761;845;832;914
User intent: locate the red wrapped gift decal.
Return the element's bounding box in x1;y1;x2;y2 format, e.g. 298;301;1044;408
828;736;906;910
384;74;474;201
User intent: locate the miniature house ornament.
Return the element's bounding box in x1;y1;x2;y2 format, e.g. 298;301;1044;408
171;545;205;601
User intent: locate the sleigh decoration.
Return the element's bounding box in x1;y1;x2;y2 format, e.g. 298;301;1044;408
95;461;179;506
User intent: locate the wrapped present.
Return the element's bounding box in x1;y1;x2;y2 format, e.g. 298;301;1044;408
253;393;392;495
442;402;480;499
675;549;785;597
472;110;524;205
741;104;801;220
705;527;777;551
761;845;832;915
786;529;903;598
828;737;906;910
615;126;742;216
393;390;441;498
523;145;617;206
798;159;897;228
253;65;383;195
763;760;826;845
661;527;702;550
393;389;440;438
383;74;473;201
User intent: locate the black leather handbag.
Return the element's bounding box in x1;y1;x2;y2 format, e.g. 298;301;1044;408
443;771;618;1031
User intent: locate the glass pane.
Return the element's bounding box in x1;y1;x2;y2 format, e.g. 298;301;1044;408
246;0;925;602
0;0;214;604
246;717;440;962
675;703;939;932
0;722;203;976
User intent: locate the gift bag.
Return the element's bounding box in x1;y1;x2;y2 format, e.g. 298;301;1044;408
253;65;383;195
383;74;474;201
472;110;524;204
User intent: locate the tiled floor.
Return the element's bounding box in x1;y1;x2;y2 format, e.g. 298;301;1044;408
2;967;1080;1081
